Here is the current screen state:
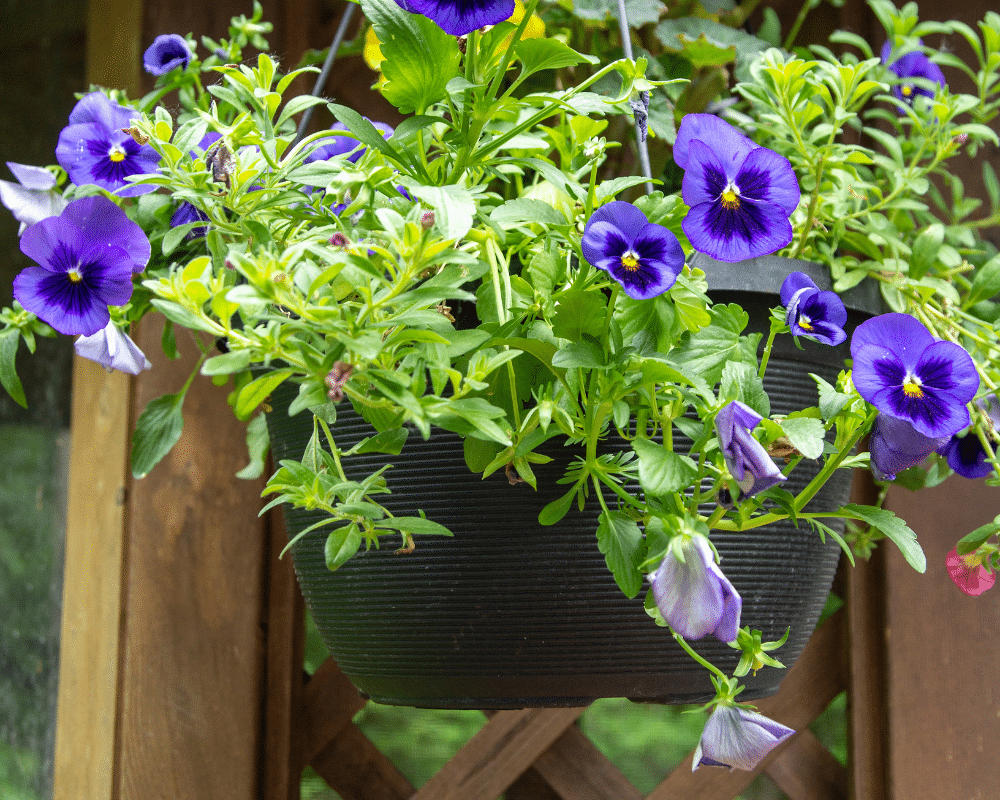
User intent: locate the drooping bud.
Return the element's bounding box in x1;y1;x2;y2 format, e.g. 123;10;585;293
420;210;435;230
325;361;354;402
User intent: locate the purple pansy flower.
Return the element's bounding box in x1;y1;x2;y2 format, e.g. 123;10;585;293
143;34;193;76
55;92;160;196
881;39;946;108
74;321;152;375
170;202;210;239
867;413;947;481
674;114;800;262
693;704;795;771
851;313;979;439
780;271;847;346
650;533;742;642
13;196;150;336
305;121;394;165
715;400;787;497
395;0;515;37
936;395;1000;479
0;162;68;234
580;201;684;300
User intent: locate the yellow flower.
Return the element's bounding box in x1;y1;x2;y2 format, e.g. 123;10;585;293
508;0;545;42
364;25;383;73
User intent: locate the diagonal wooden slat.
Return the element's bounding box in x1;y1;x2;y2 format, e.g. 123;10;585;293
411;707;586;800
645;608;846;800
765;729;847;800
311;721;416;800
301;657;369;764
527;722;644;800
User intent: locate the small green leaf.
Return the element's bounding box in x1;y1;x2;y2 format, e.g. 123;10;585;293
235;369;294;420
131;392;185;479
202;349;252;376
596;510;646;598
956;516;1000;555
844;504;925;573
514;38;596;80
551;289;606;341
539;488;575;526
236;411;270;479
325;524;363;570
381;516;453;536
779;417;826;460
351;428;409;455
0;329;27;408
632;438;698;497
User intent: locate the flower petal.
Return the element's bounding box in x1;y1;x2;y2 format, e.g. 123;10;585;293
405;0;515;36
682;196;793;262
734;146;800;215
779;271;818;306
946;548;996;596
75;321;152;375
694;705;794;771
867;414;947;481
674;114;757;172
850;313;935;372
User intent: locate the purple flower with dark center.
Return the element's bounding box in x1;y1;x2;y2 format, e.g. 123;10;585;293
395;0;515;37
674;114;800;262
851;313;979;438
170;201;210;239
650;533;742;642
580;201;684;300
780;271;846;346
55;92;160;196
0;162;68;233
693;704;794;771
868;413;947;481
305;121;394;165
715;400;787;497
143;34;193;76
881;40;946;108
936;395;1000;479
75;321;152;375
13;196;150;336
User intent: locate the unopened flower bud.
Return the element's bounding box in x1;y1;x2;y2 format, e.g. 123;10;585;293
329;232;349;247
324;361;354;402
420;210;436;230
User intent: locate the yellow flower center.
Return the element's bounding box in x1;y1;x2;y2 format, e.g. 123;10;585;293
620;251;640;271
901;85;913;97
720;182;741;210
902;375;924;398
108;145;127;163
67;267;83;284
798;317;813;331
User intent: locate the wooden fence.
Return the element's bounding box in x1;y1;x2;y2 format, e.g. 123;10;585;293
52;1;1000;799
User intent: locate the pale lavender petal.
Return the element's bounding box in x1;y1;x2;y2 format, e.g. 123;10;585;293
75;322;152;374
7;162;57;191
694;706;795;771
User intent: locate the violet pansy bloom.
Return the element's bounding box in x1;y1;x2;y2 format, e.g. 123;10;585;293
780;271;846;346
0;162;68;234
881;40;946;108
305;121;394;165
55;92;160;196
715;400;787;497
167;132;222;239
851;313;979;439
946;547;996;596
650;534;741;643
581;201;684;300
867;413;947;481
674;114;800;262
13;196;150;336
75;321;152;375
396;0;515;37
936;395;1000;479
693;705;795;771
143;34;193;76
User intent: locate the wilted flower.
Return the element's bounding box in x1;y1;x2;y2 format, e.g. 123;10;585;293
649;533;742;642
580;201;684;300
305;121;394;165
937;395;1000;479
674;114;800;262
946;547;996;596
143;34;193;76
715;401;787;497
851;313;979;438
693;704;795;771
13;196;150;336
779;271;846;346
0;162;68;234
55;92;160;196
396;0;515;37
881;39;946;108
867;413;947;481
75;321;152;375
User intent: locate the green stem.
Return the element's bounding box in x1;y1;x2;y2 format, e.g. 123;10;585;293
782;0;814;50
672;632;731;683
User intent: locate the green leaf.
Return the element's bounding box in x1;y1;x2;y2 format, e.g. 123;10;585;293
362;0;461;114
325;524;363;570
968;254;1000;306
669;304;756;385
131;392;185;479
539;488;576;526
514;38;597;79
632;438;698;497
236;411;270;480
779;417;826;460
404;183;476;241
201;349;252;376
381;516;453;536
843;504;926;573
464;436;503;473
596;510;646;598
551;339;605;369
0;329;27;408
909;223;944;280
350;428;409;455
572;0;662;26
490;198;567;228
551;289;607;341
235;369;294;420
956;517;1000;555
812;374;852;421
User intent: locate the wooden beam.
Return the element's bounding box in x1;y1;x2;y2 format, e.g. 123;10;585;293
310;722;416;800
766;729;847;800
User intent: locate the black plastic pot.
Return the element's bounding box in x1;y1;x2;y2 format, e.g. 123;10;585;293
266;255;879;709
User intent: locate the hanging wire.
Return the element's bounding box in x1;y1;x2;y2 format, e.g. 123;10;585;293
292;2;358;149
614;0;654;195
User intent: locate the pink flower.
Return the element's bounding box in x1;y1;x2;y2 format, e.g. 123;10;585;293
946;547;995;596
